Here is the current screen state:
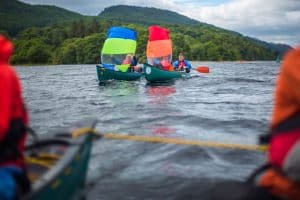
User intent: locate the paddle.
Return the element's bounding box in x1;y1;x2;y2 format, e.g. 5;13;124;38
195;66;210;73
176;66;210;73
173;66;210;74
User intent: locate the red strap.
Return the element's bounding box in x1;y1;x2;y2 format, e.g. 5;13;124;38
269;130;300;167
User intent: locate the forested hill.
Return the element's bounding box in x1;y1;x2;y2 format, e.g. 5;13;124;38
246;37;291;58
0;1;292;63
99;5;200;25
0;0;83;36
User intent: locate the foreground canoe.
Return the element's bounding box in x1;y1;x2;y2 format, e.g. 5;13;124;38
22;119;98;200
144;63;189;82
96;65;142;81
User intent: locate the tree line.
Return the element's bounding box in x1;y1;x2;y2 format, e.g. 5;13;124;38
10;18;276;65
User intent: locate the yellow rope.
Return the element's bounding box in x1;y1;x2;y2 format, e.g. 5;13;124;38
64;126;268;152
103;133;268;152
72;127;98;138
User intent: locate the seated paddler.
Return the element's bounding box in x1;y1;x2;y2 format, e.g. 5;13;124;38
173;53;192;73
149;54;173;71
121;54;141;72
160;56;174;71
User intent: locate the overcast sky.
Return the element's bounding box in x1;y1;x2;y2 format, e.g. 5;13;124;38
20;0;300;47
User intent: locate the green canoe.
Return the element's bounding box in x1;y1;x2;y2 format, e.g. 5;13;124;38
22;119;98;200
143;63;190;82
96;65;142;82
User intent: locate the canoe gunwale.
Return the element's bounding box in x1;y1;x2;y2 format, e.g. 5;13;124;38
22;136;86;199
96;65;142;81
22;119;97;200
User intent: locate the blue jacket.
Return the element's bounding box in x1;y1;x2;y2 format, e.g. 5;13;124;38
172;60;192;69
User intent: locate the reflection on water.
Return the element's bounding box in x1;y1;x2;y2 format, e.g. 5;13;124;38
145;83;178;136
151;126;177;135
99;81;139;96
146;86;176;96
146;84;176;104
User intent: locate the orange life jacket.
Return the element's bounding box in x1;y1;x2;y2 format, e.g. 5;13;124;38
271;47;300;128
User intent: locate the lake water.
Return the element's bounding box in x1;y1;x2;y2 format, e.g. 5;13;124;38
16;61;279;199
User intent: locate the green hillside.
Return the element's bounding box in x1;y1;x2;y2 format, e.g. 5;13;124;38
10;20;279;64
0;0;83;36
99;5;200;26
245;36;291;58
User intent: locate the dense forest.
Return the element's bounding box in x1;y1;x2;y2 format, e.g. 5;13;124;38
10;19;279;64
0;1;291;64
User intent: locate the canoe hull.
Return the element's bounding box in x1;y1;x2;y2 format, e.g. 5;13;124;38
96;65;142;81
143;63;182;82
22;120;97;200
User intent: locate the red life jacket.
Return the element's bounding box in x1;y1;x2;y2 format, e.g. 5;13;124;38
268;113;300;172
178;60;186;67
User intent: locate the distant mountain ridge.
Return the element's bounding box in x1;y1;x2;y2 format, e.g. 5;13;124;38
98;5;291;55
99;5;200;26
246;37;292;57
0;0;83;35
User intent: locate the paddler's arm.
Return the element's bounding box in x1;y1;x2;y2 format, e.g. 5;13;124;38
184;60;192;69
172;61;179;70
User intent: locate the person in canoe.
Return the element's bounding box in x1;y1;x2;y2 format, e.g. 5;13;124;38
121;54;141;72
173;53;192;73
200;47;300;200
0;35;31;200
151;55;173;71
160;56;174;71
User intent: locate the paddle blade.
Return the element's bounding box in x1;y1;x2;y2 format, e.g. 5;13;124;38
196;66;210;73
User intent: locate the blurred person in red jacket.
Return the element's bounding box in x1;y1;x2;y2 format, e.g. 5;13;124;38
0;35;30;200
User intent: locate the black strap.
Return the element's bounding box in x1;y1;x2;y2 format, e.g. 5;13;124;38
14;170;31;198
272;112;300;133
247;163;272;183
0;119;26;164
259;133;272;145
259;112;300;144
247;163;287;185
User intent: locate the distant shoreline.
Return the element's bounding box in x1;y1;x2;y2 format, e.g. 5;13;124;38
14;60;278;67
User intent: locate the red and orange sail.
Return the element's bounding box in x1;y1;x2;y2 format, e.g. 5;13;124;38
146;25;172;62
